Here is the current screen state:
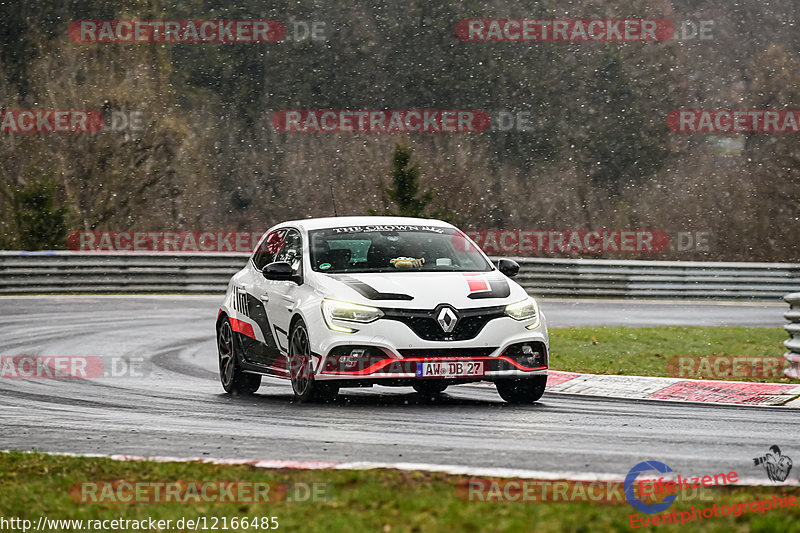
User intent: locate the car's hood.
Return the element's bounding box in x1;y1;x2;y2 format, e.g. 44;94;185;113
317;270;528;309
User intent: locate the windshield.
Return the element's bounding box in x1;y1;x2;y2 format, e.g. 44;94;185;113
309;225;491;273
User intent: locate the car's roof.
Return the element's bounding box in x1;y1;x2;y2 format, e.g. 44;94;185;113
275;216;455;231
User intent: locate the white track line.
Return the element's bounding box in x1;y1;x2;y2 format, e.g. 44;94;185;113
4;450;797;488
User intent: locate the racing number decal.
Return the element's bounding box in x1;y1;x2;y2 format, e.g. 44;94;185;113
464;274;490;294
463;274;510;299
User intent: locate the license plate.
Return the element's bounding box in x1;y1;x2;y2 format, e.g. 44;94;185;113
416;361;484;378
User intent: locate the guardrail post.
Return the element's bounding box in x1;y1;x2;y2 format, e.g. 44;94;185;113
785;292;800;379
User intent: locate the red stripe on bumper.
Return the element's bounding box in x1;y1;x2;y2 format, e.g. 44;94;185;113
321;356;546;376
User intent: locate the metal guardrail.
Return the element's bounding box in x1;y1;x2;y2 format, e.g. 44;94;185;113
785;293;800;379
0;252;798;300
0;252;245;294
513;257;800;300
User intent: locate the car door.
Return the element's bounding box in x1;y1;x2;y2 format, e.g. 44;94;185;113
265;228;304;361
238;229;286;368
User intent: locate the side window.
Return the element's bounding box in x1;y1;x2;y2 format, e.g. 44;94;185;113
274;229;303;276
252;230;285;271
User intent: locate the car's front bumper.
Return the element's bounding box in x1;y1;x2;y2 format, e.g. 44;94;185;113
316;356;547;382
307;312;549;382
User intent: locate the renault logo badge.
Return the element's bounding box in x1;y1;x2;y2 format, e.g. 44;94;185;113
437;307;458;333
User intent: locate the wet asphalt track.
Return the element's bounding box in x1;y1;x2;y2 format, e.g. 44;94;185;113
0;295;794;479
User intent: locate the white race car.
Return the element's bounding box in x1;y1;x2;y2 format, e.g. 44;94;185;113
216;216;548;403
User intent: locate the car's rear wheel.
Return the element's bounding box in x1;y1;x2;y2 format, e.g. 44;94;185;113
413;380;448;395
289;319;339;403
495;375;547;404
217;318;261;395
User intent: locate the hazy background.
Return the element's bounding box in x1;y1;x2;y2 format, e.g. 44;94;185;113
1;0;798;261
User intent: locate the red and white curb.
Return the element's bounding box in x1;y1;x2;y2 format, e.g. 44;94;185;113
543;370;800;407
5;450;798;487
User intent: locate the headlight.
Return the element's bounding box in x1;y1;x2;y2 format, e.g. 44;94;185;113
505;297;539;326
322;299;384;333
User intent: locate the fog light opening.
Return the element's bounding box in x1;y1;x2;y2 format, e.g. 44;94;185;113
503;342;546;367
341;348;366;368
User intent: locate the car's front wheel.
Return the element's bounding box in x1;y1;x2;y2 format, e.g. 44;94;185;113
217;318;261;395
289;319;339;403
495;375;547;404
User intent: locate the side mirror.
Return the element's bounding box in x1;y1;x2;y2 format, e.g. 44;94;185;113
497;258;520;278
263;261;294;280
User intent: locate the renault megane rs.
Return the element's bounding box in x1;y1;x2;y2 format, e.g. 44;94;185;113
216;216;548;403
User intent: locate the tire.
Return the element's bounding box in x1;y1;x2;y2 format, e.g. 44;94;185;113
413;380;448;395
217;318;261;395
495;375;547;404
288;319;339;403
